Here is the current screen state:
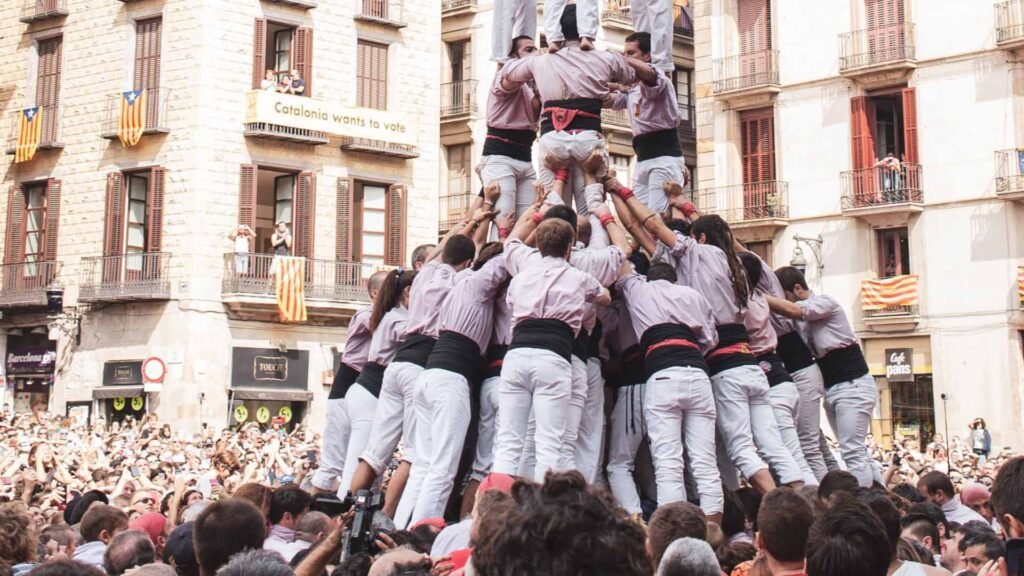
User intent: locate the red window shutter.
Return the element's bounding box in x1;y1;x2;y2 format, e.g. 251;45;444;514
147;167;166;253
252;18;267;90
238;165;258;252
42;179;61;263
336;178;353;262
295;27;313;98
294;171;317;258
902;87;918;164
134;17;162;130
5;185;25;265
103;173;126;282
850;96;873;170
738;0;770;53
385;184;406;266
35;36;62;143
740;109;775;185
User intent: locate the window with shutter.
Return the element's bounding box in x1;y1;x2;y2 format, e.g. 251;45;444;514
354;182;386;266
252;18;267;89
901;87;918;165
294;27;313;97
357;40;388;110
385;184;406;266
740;109;775;218
4;186;25;290
134;17;162;130
866;0;905;63
103;173;126;283
238;165;258;253
336;178;358;286
35;36;62;144
42;179;61;264
124;173;148;278
738;0;772;84
145;167;165;279
293;172;316;259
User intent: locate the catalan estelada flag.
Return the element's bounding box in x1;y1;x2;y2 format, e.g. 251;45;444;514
861;275;919;310
14;107;41;163
276;256;308;322
117;89;147;147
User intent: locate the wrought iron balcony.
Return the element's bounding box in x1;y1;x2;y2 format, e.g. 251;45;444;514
673;3;694;39
996;0;1024;47
677;103;696;143
439;192;476;235
712;50;780;95
861;275;920;322
355;0;406;28
100;87;171;141
602;108;632;131
441;80;478;118
339;137;419;158
602;0;633;28
79;253;171;303
0;261;61;308
244;122;329;145
20;0;67;23
996;148;1024;200
721;181;789;223
5;104;64;156
442;0;477;14
841;164;923;211
839;22;916;74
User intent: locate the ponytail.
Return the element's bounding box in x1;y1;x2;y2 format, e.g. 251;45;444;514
691;215;749;309
369;268;417;331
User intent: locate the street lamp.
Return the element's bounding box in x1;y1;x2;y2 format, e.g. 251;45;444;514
791;234;824;277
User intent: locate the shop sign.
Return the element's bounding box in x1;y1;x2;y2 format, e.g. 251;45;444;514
231;348;309;390
103;361;144;386
233;405;249;423
885;348;914;383
6;347;56;375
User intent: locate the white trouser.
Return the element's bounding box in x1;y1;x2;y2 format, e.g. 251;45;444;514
824;374;879;487
470;376;501;482
408;369;473;525
393;367;433;528
311;398;350;492
645;366;723;516
538;130;607;211
562;356;589;470
338;385;378;497
792;364;828;480
518;411;537;479
544;0;599;42
480;154;537;222
711;365;804;485
820;433;841;472
606;383;646;514
766;381;819;485
633;156;687;214
490;0;538;62
360;362;422;474
493;348;572;482
630;0;674;73
574;358;605;482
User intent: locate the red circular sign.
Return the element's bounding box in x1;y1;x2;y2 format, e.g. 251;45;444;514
142;357;166;383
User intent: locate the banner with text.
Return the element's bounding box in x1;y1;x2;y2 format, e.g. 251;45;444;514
245;90;416;146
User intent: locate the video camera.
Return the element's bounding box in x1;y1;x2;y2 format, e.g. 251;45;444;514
309;489;386;559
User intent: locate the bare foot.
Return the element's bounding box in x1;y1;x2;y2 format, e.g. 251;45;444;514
580;37;595;51
581;149;606;175
543;152;569;171
547;41;562;54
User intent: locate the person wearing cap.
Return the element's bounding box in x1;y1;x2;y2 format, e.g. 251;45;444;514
128;512;170;559
163;522;199;576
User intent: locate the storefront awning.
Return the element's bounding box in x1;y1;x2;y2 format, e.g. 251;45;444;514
229;388;314;402
92;386;145;399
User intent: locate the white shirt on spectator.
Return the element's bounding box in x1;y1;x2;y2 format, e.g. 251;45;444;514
264;524;308;563
941;498;987;526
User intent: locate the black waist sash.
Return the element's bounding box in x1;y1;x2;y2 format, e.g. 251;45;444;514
425;330;483;384
640;323;709;380
620;344;646;388
776;331;816;373
817;344;870;388
329;363;361;400
484;343;509;380
706;323;756;376
354;362;386;398
633;128;682;162
509;318;574;362
393;334;437;368
756;352;793;388
573;328;590;362
540;98;603;135
483;127;537;163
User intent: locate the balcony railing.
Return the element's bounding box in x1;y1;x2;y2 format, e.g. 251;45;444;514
724;181;788;223
79;253;171;303
602;108;632;130
678;103;696;142
442;0;477;13
861;275;919;320
441;80;478;118
673;4;694;39
712;50;779;94
222;254;386;304
602;0;632;26
996;148;1024;196
100;87;170;140
439;192;476;235
20;0;68;23
0;261;61;308
339;137;419;158
996;0;1024;45
5;105;63;156
839;22;916;72
355;0;406;28
243;122;329;145
841;164;923;210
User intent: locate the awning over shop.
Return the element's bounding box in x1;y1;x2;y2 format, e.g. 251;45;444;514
92;386;145;399
229;388;314;402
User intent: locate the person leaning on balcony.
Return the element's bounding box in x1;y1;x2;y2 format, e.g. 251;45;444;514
285;69;305;96
261;70;278;92
874;152;902;193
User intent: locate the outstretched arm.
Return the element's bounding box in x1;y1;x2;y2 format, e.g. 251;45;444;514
605;175;677;247
625;57;658;86
765;294;804;320
591;203;631;257
610;192;657;256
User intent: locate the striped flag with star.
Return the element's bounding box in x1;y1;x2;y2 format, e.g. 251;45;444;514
14;107;42;163
276;256;308;323
117;89;147;147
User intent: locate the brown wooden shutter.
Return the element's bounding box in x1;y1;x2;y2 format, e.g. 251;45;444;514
35;36;62;144
336;178;353;263
103;173;126;282
147;167;166;253
902;87;918;164
740;109;775;184
134;17;162;130
294;27;313;98
252;18;267;90
385;184;406;266
293;171;316;258
238;165;258;252
42;179;61;264
357;41;388;110
5;185;25;266
850;96;874;170
738;0;770;53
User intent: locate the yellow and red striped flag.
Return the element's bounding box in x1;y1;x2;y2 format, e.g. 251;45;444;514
861;275;919;310
14;107;42;163
117;89;147;147
276;256;308;322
